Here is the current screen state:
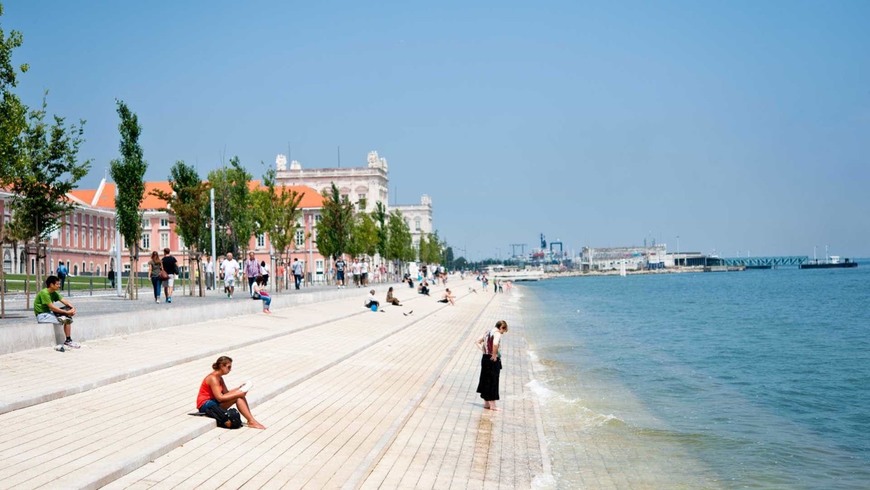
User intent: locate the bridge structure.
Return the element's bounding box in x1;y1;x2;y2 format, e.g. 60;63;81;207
719;256;809;268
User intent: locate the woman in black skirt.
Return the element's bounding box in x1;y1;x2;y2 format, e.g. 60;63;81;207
476;320;509;410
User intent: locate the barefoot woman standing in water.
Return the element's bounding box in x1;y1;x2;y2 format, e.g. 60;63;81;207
476;320;508;410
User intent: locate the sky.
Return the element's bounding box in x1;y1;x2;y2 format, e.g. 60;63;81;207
5;1;870;260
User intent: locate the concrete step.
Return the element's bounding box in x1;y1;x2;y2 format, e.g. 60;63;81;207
0;281;500;489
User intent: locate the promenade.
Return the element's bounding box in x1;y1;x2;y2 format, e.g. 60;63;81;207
0;279;549;489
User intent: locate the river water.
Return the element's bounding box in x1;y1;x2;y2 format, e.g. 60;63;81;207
520;264;869;489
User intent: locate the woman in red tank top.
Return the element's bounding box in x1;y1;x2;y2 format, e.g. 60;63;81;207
197;356;265;429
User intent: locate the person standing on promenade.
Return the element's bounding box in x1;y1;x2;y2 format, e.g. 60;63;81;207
56;262;68;290
259;260;270;287
221;252;240;299
35;275;80;349
244;252;260;297
335;254;347;288
161;248;179;303
476;320;508;410
291;258;304;290
351;258;361;287
204;255;214;290
197;356;265;429
360;259;369;286
148;251;164;303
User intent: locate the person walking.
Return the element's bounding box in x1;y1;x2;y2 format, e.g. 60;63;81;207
221;252;240;299
148;251;164;303
204;255;215;290
161;248;179;303
259;260;270;287
334;255;347;289
291;258;304;290
56;262;68;290
476;320;509;410
244;252;260;297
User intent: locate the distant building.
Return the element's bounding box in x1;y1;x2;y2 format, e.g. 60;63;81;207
274;150;434;250
580;245;670;271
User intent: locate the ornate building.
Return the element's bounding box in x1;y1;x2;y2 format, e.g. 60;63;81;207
274;150;434;249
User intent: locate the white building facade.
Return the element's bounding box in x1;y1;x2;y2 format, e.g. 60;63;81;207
274;151;434;249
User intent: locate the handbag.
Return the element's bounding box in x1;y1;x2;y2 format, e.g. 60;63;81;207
158;270;169;281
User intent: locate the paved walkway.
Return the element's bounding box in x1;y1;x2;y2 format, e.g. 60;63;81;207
0;280;549;489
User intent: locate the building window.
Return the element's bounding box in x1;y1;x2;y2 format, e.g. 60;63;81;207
256;234;265;249
65;228;70;246
178;236;185;250
74;228;78;247
160;218;170;228
141;233;150;250
160;232;169;250
89;229;94;249
142;218;150;229
415;218;421;231
295;229;305;247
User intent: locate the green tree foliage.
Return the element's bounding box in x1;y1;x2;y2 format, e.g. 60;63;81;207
0;2;28;186
207;156;253;255
149;161;211;295
109;99;147;299
373;201;388;259
315;183;355;261
418;233;429;263
349;212;378;259
385;209;414;265
427;231;444;264
252;167;304;290
7;97;90;257
444;246;454;267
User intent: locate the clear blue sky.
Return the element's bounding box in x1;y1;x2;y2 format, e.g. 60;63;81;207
6;1;870;259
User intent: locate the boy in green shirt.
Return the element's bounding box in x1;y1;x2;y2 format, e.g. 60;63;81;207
35;275;80;349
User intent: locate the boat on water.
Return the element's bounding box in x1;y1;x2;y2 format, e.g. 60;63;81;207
800;256;858;269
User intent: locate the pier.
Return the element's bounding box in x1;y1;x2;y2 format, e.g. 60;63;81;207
716;256;808;268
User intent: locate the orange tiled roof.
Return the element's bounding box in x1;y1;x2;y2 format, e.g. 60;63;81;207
69;181;324;211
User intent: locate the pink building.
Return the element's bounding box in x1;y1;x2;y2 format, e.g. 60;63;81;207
2;180;327;284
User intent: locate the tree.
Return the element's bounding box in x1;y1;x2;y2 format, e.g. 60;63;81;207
208;157;253;257
0;3;30;316
349;212;378;259
444;246;455;267
252;167;303;291
150;161;211;296
372;200;388;259
385;210;414;272
426;231;444;265
315;183;355;264
6;96;90;299
418;233;429;263
110;99;147;299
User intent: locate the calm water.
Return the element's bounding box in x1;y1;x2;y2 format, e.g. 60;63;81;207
521;264;870;489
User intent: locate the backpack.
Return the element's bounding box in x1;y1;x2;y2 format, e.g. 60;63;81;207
203;404;243;429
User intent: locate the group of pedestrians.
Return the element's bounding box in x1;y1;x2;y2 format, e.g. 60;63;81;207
147;248;179;304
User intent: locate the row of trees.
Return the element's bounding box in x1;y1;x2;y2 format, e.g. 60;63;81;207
0;4;449;311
